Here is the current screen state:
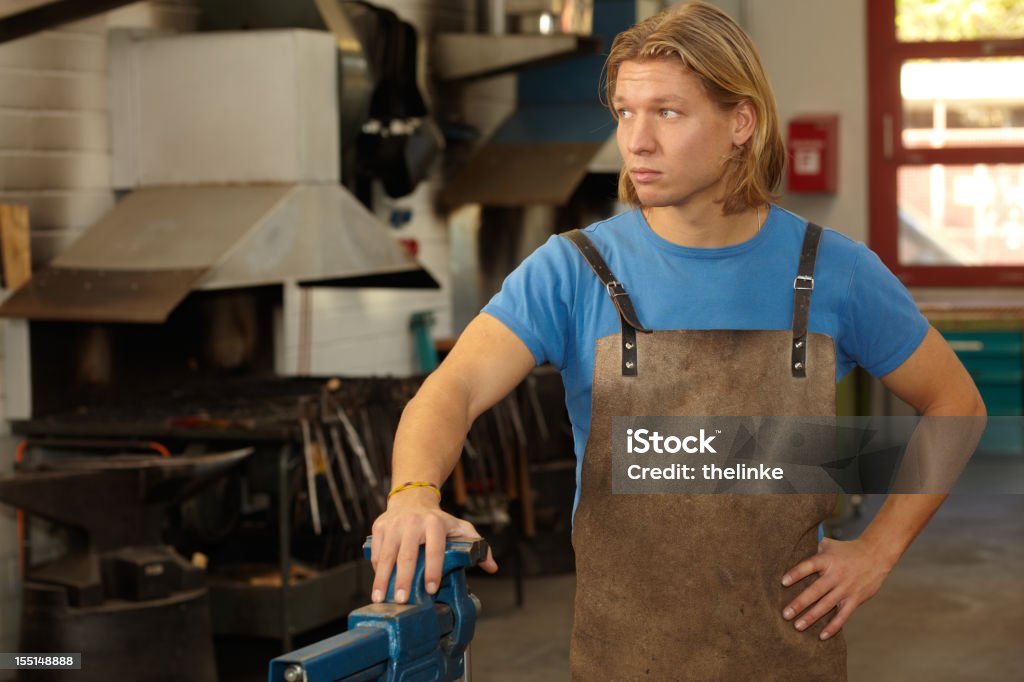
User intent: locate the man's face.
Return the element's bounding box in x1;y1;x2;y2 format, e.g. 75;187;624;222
613;58;748;211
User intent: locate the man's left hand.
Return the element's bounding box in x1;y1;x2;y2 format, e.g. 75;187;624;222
780;537;896;640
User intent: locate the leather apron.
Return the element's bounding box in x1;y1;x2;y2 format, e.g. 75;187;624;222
563;223;847;681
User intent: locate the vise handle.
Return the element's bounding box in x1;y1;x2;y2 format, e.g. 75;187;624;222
368;536;486;605
268;537;487;682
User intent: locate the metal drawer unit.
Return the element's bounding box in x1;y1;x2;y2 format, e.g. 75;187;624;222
942;330;1023;454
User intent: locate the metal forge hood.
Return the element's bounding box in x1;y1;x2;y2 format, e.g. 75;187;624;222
0;184;438;324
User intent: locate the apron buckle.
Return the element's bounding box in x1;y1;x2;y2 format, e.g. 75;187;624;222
794;275;815;290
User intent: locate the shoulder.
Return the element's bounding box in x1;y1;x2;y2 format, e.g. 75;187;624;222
539;211;638;253
572;209;653;269
770;207;868;281
773;206;864;258
574;210;641;250
502;213;640;294
548;210;643;273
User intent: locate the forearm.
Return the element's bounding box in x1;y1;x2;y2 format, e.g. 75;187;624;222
858;390;986;566
858;493;945;567
388;371;474;504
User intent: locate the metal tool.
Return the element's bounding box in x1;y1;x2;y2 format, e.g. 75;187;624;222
359;406;388;489
298;403;323;535
321;380;371;524
327;423;364;525
331;398;387;512
313;418;352;533
268;538;486;682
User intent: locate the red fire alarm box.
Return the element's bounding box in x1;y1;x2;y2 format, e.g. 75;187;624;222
787;115;838;193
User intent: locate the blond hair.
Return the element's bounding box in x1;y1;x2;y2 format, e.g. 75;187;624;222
604;1;784;214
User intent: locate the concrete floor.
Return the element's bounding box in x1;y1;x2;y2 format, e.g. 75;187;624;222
466;492;1024;681
843;493;1024;681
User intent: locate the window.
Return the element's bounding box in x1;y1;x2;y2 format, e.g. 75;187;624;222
868;0;1024;285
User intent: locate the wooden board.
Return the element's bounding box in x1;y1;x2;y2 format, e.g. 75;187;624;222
0;203;31;290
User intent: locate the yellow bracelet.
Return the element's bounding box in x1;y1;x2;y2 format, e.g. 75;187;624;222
388;481;442;501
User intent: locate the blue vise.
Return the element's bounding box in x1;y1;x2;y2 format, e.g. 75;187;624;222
268;538;486;682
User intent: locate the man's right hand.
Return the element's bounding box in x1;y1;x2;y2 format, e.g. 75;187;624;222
369;486;498;604
370;313;533;604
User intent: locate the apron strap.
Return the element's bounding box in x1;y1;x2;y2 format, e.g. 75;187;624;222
791;221;824;378
561;229;651;377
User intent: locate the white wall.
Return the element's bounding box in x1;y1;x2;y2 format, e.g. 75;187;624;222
745;0;869;244
657;1;870;242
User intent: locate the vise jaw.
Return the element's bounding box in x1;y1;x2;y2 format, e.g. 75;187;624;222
269;537;487;682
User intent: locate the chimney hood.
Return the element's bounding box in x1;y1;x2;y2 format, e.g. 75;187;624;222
440;0;633;208
0;183;438;324
441;101;615;207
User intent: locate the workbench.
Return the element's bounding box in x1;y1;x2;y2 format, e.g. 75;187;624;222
11;376;399;652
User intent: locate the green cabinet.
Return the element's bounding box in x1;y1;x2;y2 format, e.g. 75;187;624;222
941;329;1022;454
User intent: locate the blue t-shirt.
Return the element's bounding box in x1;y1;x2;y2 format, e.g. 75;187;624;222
482;205;929;512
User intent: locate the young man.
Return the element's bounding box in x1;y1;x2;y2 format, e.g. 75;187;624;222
370;2;984;678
